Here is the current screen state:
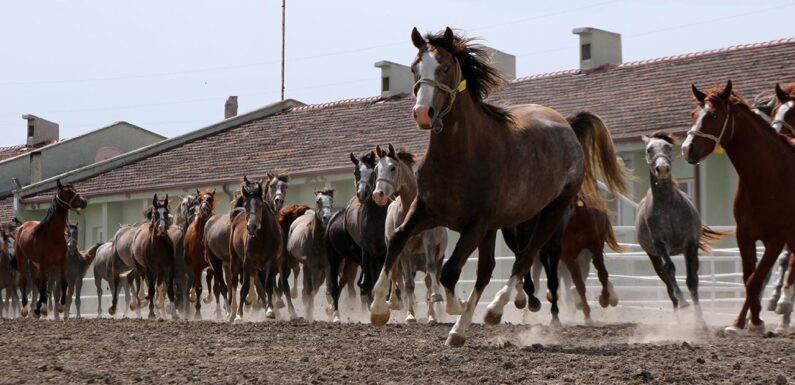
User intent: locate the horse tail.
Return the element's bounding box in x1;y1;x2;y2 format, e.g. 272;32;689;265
568;111;631;210
603;218;624;253
83;243;102;264
699;226;731;253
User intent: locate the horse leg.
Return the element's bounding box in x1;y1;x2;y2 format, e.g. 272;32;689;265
123;277;131;317
207;252;225;319
75;278;84;319
16;257;28;317
447;229;496;347
767;250;790;311
591;246;617;307
279;265;298;321
776;251;795;315
95;276;103;317
110;274;120;316
326;250;343;322
237;266;252;322
203;267;214;304
146;271;157;319
388;260;405;311
404;264;417;324
303;265;316;321
684;240;704;326
560;245;591;324
486;196;570;325
193;265;203;320
540;240;563;326
743;239;786;333
502;226;537;311
422;237;444;305
438;223;487;321
648;254;680;310
64;280;74;320
258;269;277;319
726;234;766;332
652;240;686;308
341;260;358;301
371;200;436;325
33;264;49;319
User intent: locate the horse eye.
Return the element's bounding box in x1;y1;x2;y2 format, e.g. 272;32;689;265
390;166;396;172
442;65;449;73
712;113;718;119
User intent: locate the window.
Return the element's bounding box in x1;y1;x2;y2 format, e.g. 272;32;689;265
381;77;390;92
678;178;696;201
581;43;591;60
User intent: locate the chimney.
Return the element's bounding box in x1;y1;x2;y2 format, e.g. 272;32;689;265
29;151;42;183
484;47;516;80
225;96;238;119
21;114;59;147
374;61;414;97
572;27;622;70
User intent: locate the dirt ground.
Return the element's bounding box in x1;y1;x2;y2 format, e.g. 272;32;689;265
0;318;792;385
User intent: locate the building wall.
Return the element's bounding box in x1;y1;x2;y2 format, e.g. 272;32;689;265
0;123;164;195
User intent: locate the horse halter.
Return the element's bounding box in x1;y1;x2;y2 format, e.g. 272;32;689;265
686;104;734;149
413;57;466;134
55;190;80;211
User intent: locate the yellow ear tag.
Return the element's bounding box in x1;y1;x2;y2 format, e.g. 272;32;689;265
456;79;467;92
576;199;584;207
715;145;725;154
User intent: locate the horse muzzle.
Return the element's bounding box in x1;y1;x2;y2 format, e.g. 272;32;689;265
372;189;390;207
274;197;284;211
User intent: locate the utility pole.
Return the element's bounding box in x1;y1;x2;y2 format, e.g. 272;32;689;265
281;0;286;101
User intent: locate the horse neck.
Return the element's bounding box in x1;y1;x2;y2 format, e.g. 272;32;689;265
396;162;418;206
45;204;69;235
723;107;791;189
648;170;676;202
425;91;491;165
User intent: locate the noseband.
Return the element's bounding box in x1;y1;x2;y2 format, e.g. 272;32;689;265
686;105;734;149
55;192;80;211
773;116;795;136
413;58;466;134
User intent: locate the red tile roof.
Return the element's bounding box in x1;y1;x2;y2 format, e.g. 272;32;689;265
0;144;32;162
0;196;14;223
22;37;795;202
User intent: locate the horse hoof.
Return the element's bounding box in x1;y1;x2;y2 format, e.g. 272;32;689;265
290;287;298;299
767;297;780;312
775;301;793;315
724;325;744;335
584;318;594;326
203;295;213;305
20;308;28;318
405;314;417;323
57;304;65;313
546;290;553;303
428;317;437;326
550;318;562;328
598;295;610;308
430;293;444;303
609;296;619;307
265;309;276;319
129;302;138;311
678;301;691;310
774;324;790;336
108;306;117;316
445;299;466;316
332;315;341;323
514;296;527;309
748;322;765;335
528;297;542;312
32;309;41;319
370;312;389;326
445;332;466;347
41;308;48;317
483;309;502;325
388;299;402;311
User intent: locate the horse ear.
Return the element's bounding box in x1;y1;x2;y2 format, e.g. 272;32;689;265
776;83;791;103
443;27;455;47
719;80;733;100
152;194;159;207
691;84;706;103
375;145;384;158
243;175;250;184
56;179;64;190
641;135;650;144
211;189;216;196
411;27;426;49
350;152;359;166
164;195;169;208
388;144;397;159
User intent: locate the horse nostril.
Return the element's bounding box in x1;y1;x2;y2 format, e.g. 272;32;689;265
428;106;435;119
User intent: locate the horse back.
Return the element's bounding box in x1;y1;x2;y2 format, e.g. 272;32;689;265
204;214;231;263
16;221;67;266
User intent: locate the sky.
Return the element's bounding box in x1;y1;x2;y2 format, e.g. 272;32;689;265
0;0;792;147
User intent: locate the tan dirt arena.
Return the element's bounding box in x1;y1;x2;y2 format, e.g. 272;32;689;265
1;316;793;385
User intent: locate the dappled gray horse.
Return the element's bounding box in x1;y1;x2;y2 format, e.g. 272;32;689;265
93;241;132;317
0;225;19;317
636;133;726;323
286;188;334;321
372;144;447;324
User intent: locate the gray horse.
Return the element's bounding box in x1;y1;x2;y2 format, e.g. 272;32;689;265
636;132;726;323
93;241;132;317
0;224;19;318
61;223;100;319
286;189;334;321
372;144;448;324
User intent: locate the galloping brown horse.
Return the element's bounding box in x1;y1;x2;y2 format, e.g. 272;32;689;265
369;28;626;346
228;176;293;321
15;180;87;318
683;81;795;333
132;194;177;319
183;190;215;319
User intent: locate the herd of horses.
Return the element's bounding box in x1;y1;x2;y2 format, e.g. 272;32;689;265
0;28;794;347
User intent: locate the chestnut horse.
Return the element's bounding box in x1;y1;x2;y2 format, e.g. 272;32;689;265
15;180;87;318
369;28;626;346
228;176;293;321
183;190;215;319
132;194;177;319
683;80;795;333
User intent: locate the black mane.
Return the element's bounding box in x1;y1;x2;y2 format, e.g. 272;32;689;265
33;196;61;236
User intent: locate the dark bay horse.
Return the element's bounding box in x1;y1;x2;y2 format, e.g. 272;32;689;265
372;144;447;324
326;151;388;321
183;190;215;319
286;189;334;321
61;223;100;319
228;176;292;321
637;132;726;324
15;180;87;318
683;81;795;333
369;28;626;346
131;194;177;319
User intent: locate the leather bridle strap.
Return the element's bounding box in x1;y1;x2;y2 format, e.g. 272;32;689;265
686;105;733;147
413;58;466;133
